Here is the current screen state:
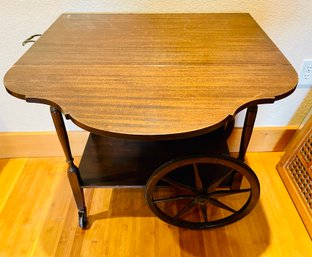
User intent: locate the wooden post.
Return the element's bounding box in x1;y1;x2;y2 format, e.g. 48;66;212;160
238;105;258;161
50;106;87;228
232;105;258;189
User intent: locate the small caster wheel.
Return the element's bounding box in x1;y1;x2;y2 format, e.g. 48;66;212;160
78;208;88;229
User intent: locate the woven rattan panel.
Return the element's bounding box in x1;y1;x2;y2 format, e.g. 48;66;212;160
288;154;312;211
277;111;312;239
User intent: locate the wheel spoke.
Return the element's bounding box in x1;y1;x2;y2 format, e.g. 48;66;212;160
210;188;251;197
145;155;260;229
193;163;203;192
153;195;194;203
173;199;196;220
207;169;234;193
161;177;195;193
200;204;208;222
208;198;237;213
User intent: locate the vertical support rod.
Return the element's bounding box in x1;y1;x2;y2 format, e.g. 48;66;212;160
50;106;86;212
238;105;258;161
232;105;258;190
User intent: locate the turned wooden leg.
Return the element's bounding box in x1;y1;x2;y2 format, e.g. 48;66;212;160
50;106;87;228
232;105;258;189
238;105;258;161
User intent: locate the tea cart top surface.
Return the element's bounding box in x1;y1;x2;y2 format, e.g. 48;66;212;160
4;13;297;138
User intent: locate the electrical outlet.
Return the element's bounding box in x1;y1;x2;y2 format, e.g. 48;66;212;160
298;59;312;87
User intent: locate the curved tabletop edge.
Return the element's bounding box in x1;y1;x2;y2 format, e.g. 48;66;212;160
3;79;231;139
4;83;298;140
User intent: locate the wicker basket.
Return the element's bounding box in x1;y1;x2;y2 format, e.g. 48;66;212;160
277;109;312;239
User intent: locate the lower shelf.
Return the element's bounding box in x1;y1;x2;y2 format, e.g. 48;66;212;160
79;129;229;187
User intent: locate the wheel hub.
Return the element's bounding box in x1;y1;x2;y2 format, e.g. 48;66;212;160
195;194;208;205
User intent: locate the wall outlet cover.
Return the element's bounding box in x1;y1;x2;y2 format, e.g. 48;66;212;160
298;59;312;88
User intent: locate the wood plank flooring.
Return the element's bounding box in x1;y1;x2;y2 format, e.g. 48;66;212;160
0;153;311;257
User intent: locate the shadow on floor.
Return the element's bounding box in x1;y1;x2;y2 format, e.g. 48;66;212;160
84;188;270;257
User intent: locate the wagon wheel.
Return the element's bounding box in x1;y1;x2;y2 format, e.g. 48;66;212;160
145;154;260;229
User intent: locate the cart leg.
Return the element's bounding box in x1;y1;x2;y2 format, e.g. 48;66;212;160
232;105;258;189
50;106;87;229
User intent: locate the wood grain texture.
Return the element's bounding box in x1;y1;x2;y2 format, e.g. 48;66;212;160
0;153;311;257
4;13;297;137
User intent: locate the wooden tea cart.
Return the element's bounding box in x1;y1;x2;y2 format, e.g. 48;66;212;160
4;13;297;229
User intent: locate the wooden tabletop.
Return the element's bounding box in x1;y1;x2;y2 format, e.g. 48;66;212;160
4;13;297;138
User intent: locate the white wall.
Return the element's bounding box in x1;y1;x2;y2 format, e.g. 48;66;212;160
1;0;312;132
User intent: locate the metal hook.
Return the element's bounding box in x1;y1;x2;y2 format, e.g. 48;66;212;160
22;34;42;46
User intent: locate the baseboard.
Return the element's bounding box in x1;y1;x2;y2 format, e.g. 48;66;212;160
0;127;298;158
227;126;298;152
0;132;89;158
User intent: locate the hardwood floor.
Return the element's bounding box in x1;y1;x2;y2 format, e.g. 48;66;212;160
0;153;311;257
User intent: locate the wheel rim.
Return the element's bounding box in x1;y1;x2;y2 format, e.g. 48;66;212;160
145;154;260;229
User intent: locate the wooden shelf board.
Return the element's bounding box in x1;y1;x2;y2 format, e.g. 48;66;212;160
79;130;229;187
